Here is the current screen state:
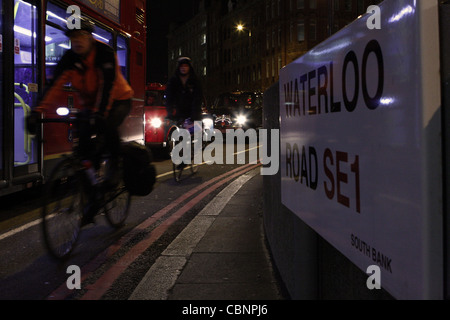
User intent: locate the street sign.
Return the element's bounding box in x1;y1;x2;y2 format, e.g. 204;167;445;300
279;0;442;299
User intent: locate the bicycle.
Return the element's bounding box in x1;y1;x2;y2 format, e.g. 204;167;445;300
35;108;131;260
169;118;206;182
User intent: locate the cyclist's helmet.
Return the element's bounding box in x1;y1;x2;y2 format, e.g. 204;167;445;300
65;16;95;37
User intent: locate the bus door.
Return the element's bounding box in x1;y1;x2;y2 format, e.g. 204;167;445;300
10;0;40;190
118;33;145;144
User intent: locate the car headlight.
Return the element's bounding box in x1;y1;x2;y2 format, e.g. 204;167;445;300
236;115;247;126
202;118;213;128
150;117;162;128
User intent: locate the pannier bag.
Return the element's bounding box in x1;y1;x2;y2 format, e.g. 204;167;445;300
121;142;156;196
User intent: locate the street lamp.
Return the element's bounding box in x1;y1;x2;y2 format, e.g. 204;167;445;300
236;23;251;37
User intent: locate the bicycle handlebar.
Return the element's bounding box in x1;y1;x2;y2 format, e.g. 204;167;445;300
26;108;93;135
38;117;78;124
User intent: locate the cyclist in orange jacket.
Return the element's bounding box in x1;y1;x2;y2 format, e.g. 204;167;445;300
29;17;133;187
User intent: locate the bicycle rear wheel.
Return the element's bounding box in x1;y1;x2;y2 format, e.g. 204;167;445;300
104;183;131;228
104;186;131;227
104;155;131;227
42;157;85;260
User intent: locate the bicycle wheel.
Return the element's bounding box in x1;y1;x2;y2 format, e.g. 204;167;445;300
42;157;85;260
105;157;131;227
171;130;184;182
172;134;203;180
190;133;206;174
172;146;195;182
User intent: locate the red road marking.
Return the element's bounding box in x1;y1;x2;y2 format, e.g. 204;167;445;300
47;163;260;300
80;163;261;300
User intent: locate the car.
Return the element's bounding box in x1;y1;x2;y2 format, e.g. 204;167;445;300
210;91;263;133
144;83;214;157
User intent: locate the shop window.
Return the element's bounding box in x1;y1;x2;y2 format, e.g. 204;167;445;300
310;18;316;41
297;19;305;42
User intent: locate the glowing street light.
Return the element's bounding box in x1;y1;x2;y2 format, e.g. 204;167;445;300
235;23;251;37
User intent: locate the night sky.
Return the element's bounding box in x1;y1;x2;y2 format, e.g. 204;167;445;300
146;0;199;84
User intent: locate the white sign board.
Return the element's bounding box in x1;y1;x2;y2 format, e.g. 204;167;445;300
279;0;442;299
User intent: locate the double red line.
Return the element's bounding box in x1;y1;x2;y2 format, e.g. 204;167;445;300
47;162;261;300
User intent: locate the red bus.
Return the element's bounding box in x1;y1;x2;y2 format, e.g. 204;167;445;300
0;0;147;196
144;82;168;153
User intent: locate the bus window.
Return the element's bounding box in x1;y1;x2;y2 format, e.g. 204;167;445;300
92;25;113;46
145;91;164;106
46;2;68;29
14;0;38;167
117;35;128;79
45;24;70;82
45;2;70;83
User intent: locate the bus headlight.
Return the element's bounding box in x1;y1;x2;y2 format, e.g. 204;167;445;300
150;117;162;128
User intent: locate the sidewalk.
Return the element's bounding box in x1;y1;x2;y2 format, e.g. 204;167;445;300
129;168;286;300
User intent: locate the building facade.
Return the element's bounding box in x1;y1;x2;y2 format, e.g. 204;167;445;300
167;0;381;106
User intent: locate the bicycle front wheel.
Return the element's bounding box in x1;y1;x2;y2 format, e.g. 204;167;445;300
173;162;184;182
189;136;204;174
171;130;184;182
42;157;85;260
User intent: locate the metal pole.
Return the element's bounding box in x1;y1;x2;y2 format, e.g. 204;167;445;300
440;0;450;300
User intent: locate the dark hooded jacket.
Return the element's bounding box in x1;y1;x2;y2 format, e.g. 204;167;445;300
164;59;203;121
